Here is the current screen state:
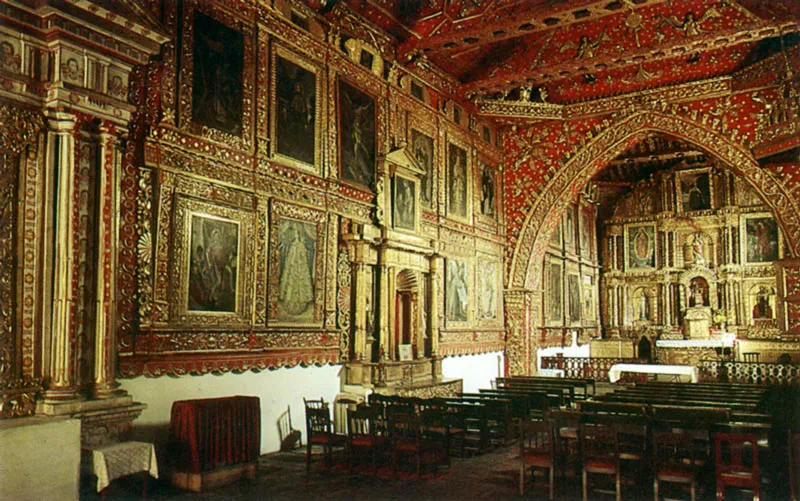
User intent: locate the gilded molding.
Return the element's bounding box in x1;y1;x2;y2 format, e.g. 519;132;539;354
0;104;44;155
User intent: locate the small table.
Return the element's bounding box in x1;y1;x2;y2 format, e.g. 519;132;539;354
608;363;699;383
93;441;159;499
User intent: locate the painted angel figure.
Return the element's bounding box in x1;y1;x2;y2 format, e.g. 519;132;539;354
660;8;721;37
560;29;610;60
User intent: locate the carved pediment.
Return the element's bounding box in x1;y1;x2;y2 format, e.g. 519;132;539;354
382;146;426;179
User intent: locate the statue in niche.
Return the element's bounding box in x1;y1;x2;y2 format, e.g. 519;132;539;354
752;287;773;319
689;277;708;307
691;233;706;265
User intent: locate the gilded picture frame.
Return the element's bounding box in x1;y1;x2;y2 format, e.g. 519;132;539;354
545;259;563;326
625;224;656;270
567;272;581;325
172;197;255;326
338;78;377;190
478;160;497;222
410;128;435;209
676;167;713;214
270;44;323;173
446;136;471;224
563;204;576;253
392;174;418;233
446;259;470;325
268;200;327;327
582;273;596;324
477;254;501;325
178;2;255;150
740;213;781;265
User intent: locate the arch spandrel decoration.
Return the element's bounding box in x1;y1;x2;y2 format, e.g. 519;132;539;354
509;111;800;292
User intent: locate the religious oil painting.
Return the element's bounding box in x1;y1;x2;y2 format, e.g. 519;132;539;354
276;219;317;322
192;12;244;136
744;216;779;263
446;259;469;323
580;209;592;257
550;221;562;248
582;274;595;322
750;285;774;322
563;206;575;250
568;274;581;323
188;215;240;313
339;80;376;189
393;175;416;231
679;171;711;212
547;262;562;323
447;143;468;220
411;129;434;207
480;162;496;218
627;225;655;269
479;259;498;321
275;53;317;167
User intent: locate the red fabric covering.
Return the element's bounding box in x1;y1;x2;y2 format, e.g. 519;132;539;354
169;396;261;473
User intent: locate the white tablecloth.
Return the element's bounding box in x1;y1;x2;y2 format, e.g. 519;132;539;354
608;363;699;383
93;441;159;492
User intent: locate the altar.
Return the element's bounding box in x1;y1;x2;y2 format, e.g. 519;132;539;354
608;363;700;383
655;335;735;366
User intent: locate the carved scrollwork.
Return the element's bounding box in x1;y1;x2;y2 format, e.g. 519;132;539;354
0;104;44;155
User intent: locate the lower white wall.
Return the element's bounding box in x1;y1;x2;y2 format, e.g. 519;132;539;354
441;351;504;393
537;331;590;371
123;364;342;456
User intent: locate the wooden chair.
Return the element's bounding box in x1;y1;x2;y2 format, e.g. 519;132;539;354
388;409;445;477
519;419;556;500
418;399;459;466
304;398;346;472
346;405;388;474
714;432;760;501
652;429;698;501
580;422;621;501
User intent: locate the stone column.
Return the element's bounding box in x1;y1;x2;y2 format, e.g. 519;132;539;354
40;111;81;406
92;126;124;398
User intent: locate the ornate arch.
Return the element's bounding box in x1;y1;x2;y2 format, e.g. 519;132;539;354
509;111;800;291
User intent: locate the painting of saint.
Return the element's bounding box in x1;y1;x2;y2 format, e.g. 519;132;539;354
680;172;711;212
448;143;468;219
277;219;317;321
548;263;562;322
339;81;376;189
550;222;562;248
192;12;244;136
480;163;495;217
412;130;434;207
689;277;709;307
746;217;779;263
393;176;416;231
276;56;316;166
188;215;239;312
582;275;594;321
446;260;468;322
568;274;581;323
480;260;498;320
580;210;592;256
752;287;773;319
628;225;655;269
564;207;575;249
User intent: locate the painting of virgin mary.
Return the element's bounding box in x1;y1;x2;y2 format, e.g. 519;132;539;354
277;220;316;321
628;225;655;269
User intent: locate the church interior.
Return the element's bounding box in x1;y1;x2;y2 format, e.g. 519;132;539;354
2;0;800;499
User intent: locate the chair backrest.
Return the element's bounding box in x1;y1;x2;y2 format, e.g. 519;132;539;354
389;409;422;443
652;429;697;472
520;419;555;460
347;405;380;440
580;422;619;465
305;405;333;437
714;432;759;474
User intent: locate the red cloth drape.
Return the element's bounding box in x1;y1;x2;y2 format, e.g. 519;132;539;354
169;396;261;473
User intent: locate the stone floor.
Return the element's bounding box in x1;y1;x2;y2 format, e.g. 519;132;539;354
79;440;777;501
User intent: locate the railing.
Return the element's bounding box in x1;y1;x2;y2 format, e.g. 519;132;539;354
699;360;800;385
541;356;646;380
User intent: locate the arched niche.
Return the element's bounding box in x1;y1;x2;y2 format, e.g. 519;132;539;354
394;269;420;360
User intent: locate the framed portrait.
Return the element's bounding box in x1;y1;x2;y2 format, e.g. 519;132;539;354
677;169;712;213
747;283;775;324
411;129;435;208
191;11;244;136
549;221;562;249
582;274;595;323
172;197;255;325
271;47;321;171
546;261;562;324
268;201;327;326
580;208;593;258
477;256;500;323
567;273;581;324
393;175;417;232
446;259;469;324
626;224;656;270
479;161;497;219
339;80;376;189
447;140;470;222
563;205;576;252
742;214;780;264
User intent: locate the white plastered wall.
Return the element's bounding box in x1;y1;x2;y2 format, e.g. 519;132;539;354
441;351;504;393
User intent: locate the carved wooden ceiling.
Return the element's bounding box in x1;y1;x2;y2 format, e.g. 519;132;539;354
340;0;800;103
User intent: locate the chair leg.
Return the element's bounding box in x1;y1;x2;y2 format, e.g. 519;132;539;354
690;481;696;501
520;463;525;496
717;484;724;501
582;469;588;501
549;466;554;501
653;478;658;501
306;443;312;473
616;471;621;501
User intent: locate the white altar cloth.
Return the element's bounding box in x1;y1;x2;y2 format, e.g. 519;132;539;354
608;363;699;383
655;338;734;348
93;441;159;492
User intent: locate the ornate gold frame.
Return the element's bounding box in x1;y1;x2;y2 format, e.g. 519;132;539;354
171;197;255;326
675;166;714;214
544;257;563;327
336;76;379;191
269;43;324;174
740;212;783;265
267;200;327;327
624;223;657;271
445;258;471;327
476;159;498;227
445;134;472;224
178;1;255;150
566;271;581;327
476;253;502;326
407;123;438;211
392;173;419;234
